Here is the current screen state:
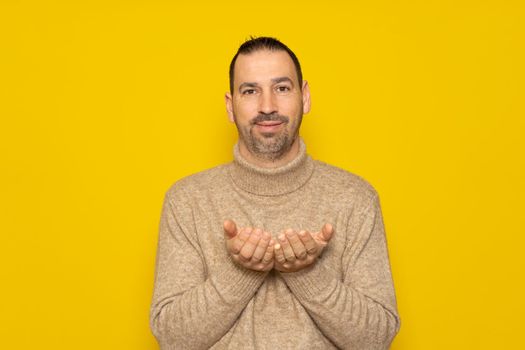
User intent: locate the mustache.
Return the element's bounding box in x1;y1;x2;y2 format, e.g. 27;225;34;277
251;113;289;125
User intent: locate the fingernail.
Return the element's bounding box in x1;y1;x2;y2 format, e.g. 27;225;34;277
279;234;286;242
274;243;281;250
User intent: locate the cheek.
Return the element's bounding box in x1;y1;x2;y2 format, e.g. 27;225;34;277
234;100;258;119
278;96;302;113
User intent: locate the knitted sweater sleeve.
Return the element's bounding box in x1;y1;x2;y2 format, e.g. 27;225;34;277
280;192;401;350
149;187;267;350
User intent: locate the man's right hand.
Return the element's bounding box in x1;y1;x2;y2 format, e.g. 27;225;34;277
223;219;275;272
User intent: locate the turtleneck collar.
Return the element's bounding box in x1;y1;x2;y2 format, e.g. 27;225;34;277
228;138;315;196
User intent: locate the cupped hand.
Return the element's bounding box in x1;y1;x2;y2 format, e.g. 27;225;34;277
273;223;334;273
223;219;275;272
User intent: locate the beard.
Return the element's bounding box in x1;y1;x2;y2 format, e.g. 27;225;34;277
235;111;303;162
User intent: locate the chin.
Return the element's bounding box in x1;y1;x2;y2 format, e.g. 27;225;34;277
259;132;278;138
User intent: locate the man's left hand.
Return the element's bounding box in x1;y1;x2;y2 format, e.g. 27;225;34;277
273;223;334;273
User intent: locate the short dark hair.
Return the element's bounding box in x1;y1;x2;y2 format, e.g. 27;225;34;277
229;36;303;94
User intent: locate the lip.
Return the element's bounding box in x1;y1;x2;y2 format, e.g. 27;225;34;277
256;121;282;126
255;121;284;132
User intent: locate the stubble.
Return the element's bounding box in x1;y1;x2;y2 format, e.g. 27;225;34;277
236;113;302;162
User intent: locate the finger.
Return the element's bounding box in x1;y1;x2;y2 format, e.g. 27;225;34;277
298;230;318;255
239;228;262;261
262;239;275;264
278;232;296;262
223;219;238;239
274;242;286;264
231;227;252;254
321;223;334;241
286;229;307;260
252;231;271;262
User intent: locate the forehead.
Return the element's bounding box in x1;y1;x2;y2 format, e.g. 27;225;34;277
234;50;298;85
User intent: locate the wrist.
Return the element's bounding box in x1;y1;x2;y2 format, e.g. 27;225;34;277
274;255;318;273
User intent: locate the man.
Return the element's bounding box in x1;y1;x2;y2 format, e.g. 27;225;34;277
149;37;400;349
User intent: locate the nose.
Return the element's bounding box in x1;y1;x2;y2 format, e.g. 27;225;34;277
258;90;278;115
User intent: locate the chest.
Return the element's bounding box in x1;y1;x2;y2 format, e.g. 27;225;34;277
189;188;352;279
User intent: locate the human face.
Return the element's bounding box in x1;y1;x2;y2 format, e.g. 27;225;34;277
225;50;310;164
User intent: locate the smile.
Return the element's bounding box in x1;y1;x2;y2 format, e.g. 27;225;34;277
255;122;284;132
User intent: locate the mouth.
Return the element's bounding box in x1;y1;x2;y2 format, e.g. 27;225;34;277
254;121;284;133
256;121;283;126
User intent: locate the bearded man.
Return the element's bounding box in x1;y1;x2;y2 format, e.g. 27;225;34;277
149;36;401;349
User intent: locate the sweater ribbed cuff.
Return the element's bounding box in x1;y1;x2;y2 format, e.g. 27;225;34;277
279;260;335;300
210;256;268;305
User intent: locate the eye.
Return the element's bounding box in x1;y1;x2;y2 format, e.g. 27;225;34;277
276;85;291;92
242;89;256;95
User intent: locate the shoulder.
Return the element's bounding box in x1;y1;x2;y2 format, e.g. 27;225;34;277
312;159;379;205
164;163;230;202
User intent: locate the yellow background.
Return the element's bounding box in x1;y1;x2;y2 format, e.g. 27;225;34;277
1;1;524;349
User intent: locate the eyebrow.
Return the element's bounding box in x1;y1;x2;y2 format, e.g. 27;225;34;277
238;76;294;93
271;76;293;85
238;82;258;92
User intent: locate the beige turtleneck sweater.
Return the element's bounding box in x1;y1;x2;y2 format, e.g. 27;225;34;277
149;139;400;349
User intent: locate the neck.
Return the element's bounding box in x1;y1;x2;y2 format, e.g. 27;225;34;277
229;137;315;196
238;137;301;169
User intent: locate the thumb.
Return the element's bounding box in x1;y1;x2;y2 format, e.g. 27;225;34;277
320;223;334;242
223;219;238;239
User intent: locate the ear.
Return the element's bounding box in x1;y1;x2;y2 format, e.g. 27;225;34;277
302;80;311;114
225;92;235;123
